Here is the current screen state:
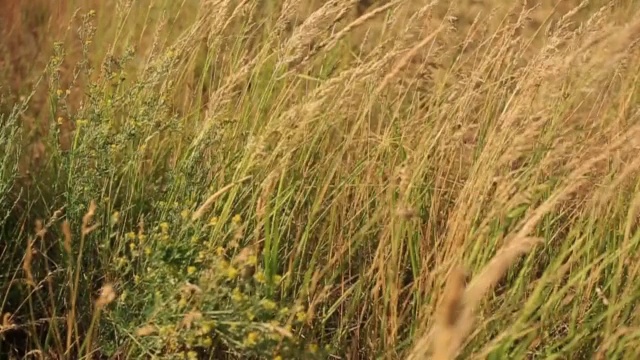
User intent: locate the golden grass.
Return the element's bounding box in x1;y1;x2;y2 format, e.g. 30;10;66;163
2;0;640;359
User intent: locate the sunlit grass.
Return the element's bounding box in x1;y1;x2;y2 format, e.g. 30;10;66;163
2;0;640;359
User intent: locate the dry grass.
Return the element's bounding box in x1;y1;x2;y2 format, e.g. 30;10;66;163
2;0;640;359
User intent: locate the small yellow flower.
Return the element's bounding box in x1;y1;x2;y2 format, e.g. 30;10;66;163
200;337;213;347
253;271;266;284
110;211;120;226
158;325;172;336
216;246;225;256
178;297;188;308
197;251;206;262
159;222;169;233
129;242;136;251
199;323;212;335
190;236;199;244
231;287;243;303
218;259;230;271
273;274;283;284
209;216;219;226
181;209;190;220
138;234;147;243
232;214;242;224
126;232;136;240
269;331;283;341
187;350;198;360
187;266;197;275
57;117;64;125
295;311;307;323
244;331;259;346
245;310;255;321
259;299;277;311
185;334;196;346
56;89;63;97
274;356;283;360
144;247;152;256
226;266;239;279
278;307;290;316
308;343;319;354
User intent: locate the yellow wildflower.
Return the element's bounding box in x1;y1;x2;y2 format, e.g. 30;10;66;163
295;311;307;323
158;325;173;336
187;266;197;275
278;307;290;317
226;265;239;279
253;271;266;284
218;259;230;271
232;214;242;224
199;322;213;335
216;246;225;256
244;331;259;346
200;337;213;347
209;216;219;226
185;333;196;346
260;299;277;311
231;287;243;303
110;211;120;226
178;297;187;308
308;343;319;354
181;209;190;220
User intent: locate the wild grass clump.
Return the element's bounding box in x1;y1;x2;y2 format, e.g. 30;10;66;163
2;0;640;359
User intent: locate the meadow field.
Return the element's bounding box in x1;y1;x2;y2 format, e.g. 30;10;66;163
2;0;640;359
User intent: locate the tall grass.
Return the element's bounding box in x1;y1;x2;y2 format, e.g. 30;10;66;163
2;0;640;358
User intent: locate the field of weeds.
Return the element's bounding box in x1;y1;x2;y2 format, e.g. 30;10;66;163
2;0;640;359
